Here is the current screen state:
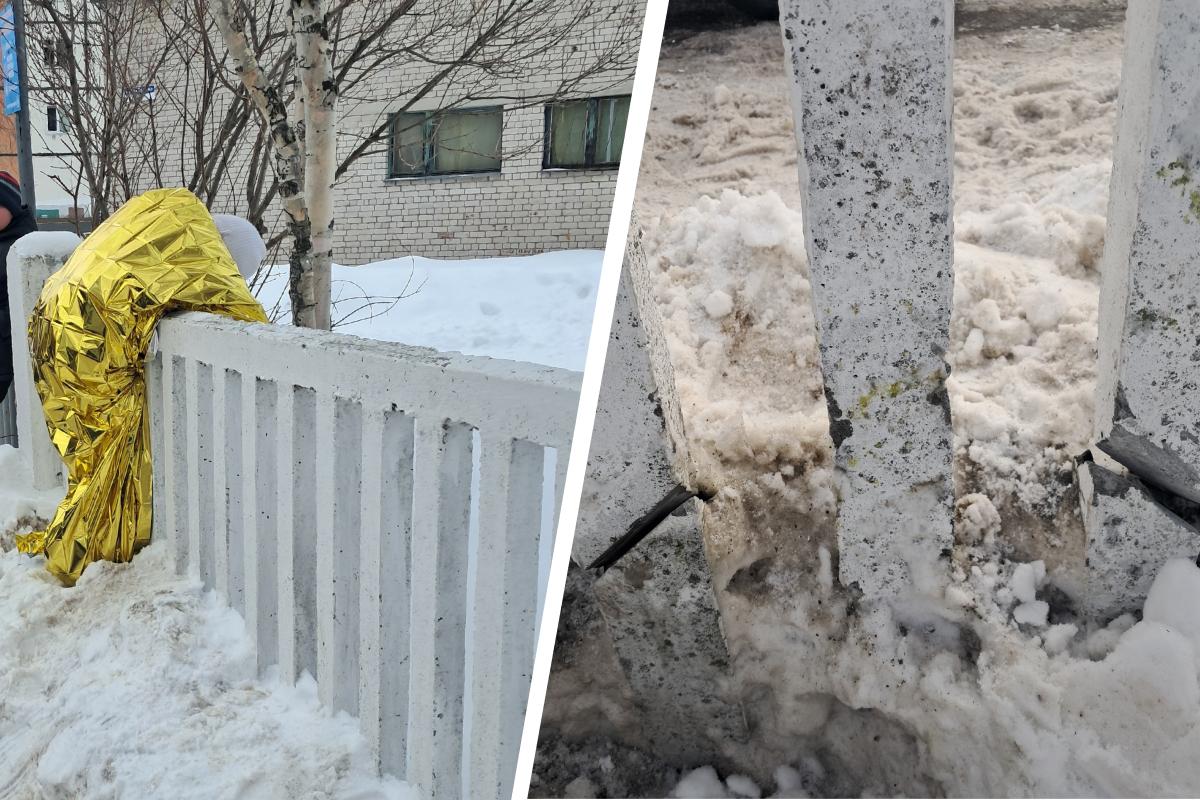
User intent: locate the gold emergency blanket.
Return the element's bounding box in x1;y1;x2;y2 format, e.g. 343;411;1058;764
14;188;267;584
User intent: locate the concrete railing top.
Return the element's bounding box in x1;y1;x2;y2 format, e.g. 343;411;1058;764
156;311;581;447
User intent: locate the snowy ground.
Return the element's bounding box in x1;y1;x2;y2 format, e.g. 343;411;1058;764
535;8;1200;799
0;249;601;797
0;447;415;799
254;250;603;371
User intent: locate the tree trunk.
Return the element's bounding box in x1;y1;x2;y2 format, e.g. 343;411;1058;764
292;0;334;330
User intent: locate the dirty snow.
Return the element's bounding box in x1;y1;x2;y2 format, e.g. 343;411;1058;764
536;10;1200;800
0;445;414;799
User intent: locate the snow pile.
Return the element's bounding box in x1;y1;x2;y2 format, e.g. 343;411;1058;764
642;23;1117;513
0;446;413;799
677;556;1200;797
254;249;602;370
650;190;834;510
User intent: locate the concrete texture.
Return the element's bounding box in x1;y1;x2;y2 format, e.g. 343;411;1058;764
136;296;581;799
568;228;746;764
6;232;78;491
1078;459;1200;620
781;0;956;599
1094;1;1200;504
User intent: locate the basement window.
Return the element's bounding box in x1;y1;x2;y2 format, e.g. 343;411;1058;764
388;107;503;178
543;95;630;169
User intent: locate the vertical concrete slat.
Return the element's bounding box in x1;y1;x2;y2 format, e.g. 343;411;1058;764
196;363;216;589
211;364;229;598
407;417;472;798
330;398;363;716
244;377;281;672
184;357;202;578
147;352;166;566
781;0;957;599
1082;1;1200;613
315;392;338;707
358;408;386;766
276;383;299;680
379;411;415;780
497;438;545;800
224;370;246;616
467;433;514;800
241;373;261;650
158;353;180;572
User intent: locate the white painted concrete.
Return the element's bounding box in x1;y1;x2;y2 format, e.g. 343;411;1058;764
6;232;78;491
1094;1;1200;503
781;0;956;599
1078;460;1200;620
143;311;579;800
1082;2;1200;612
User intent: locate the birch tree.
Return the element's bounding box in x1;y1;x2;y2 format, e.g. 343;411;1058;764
206;0;641;330
212;0;332;328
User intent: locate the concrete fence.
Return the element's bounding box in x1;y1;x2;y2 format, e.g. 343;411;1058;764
776;0;1200;617
7;233;579;800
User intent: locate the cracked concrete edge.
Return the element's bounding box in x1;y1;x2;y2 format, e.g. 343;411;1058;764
1078;458;1200;620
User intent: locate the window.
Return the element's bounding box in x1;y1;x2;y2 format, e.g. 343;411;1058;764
388;107;503;178
41;37;69;69
47;105;57;132
544;95;631;169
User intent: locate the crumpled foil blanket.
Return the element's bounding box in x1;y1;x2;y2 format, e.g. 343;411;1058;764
15;188;267;584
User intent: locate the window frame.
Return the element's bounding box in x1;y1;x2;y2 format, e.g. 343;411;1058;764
386;105;505;179
542;94;631;171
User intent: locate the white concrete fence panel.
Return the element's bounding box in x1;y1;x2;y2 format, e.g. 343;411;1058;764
8;234;579;800
781;0;957;600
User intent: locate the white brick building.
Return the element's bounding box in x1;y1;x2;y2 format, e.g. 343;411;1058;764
19;0;643;262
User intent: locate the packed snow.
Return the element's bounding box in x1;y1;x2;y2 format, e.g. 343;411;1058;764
535;8;1200;799
253;249;603;371
0;447;414;799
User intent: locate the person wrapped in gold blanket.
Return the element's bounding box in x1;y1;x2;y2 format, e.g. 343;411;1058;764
15;188;268;584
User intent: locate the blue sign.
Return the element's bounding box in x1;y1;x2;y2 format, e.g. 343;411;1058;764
0;4;18;115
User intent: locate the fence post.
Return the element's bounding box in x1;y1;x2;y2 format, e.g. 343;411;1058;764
6;232;79;491
568;225;747;767
1081;0;1200;616
781;0;956;599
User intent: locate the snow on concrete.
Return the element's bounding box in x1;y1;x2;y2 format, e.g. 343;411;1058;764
0;445;414;799
539;12;1200;800
253;249;602;370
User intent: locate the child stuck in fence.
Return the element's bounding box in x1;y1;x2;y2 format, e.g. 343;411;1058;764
14;188;268;584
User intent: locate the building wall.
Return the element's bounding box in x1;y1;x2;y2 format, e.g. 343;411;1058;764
336;104;622;263
145;1;642;265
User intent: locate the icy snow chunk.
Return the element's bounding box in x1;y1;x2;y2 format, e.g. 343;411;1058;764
563;775;599;798
703;289;734;319
1143;559;1200;648
1014;600;1049;627
1009;560;1045;604
673;766;730;798
726;774;762;798
1043;623;1077;655
773;765;805;794
956;493;1001;544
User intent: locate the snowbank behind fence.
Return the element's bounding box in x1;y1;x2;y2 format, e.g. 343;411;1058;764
7;233;579;800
